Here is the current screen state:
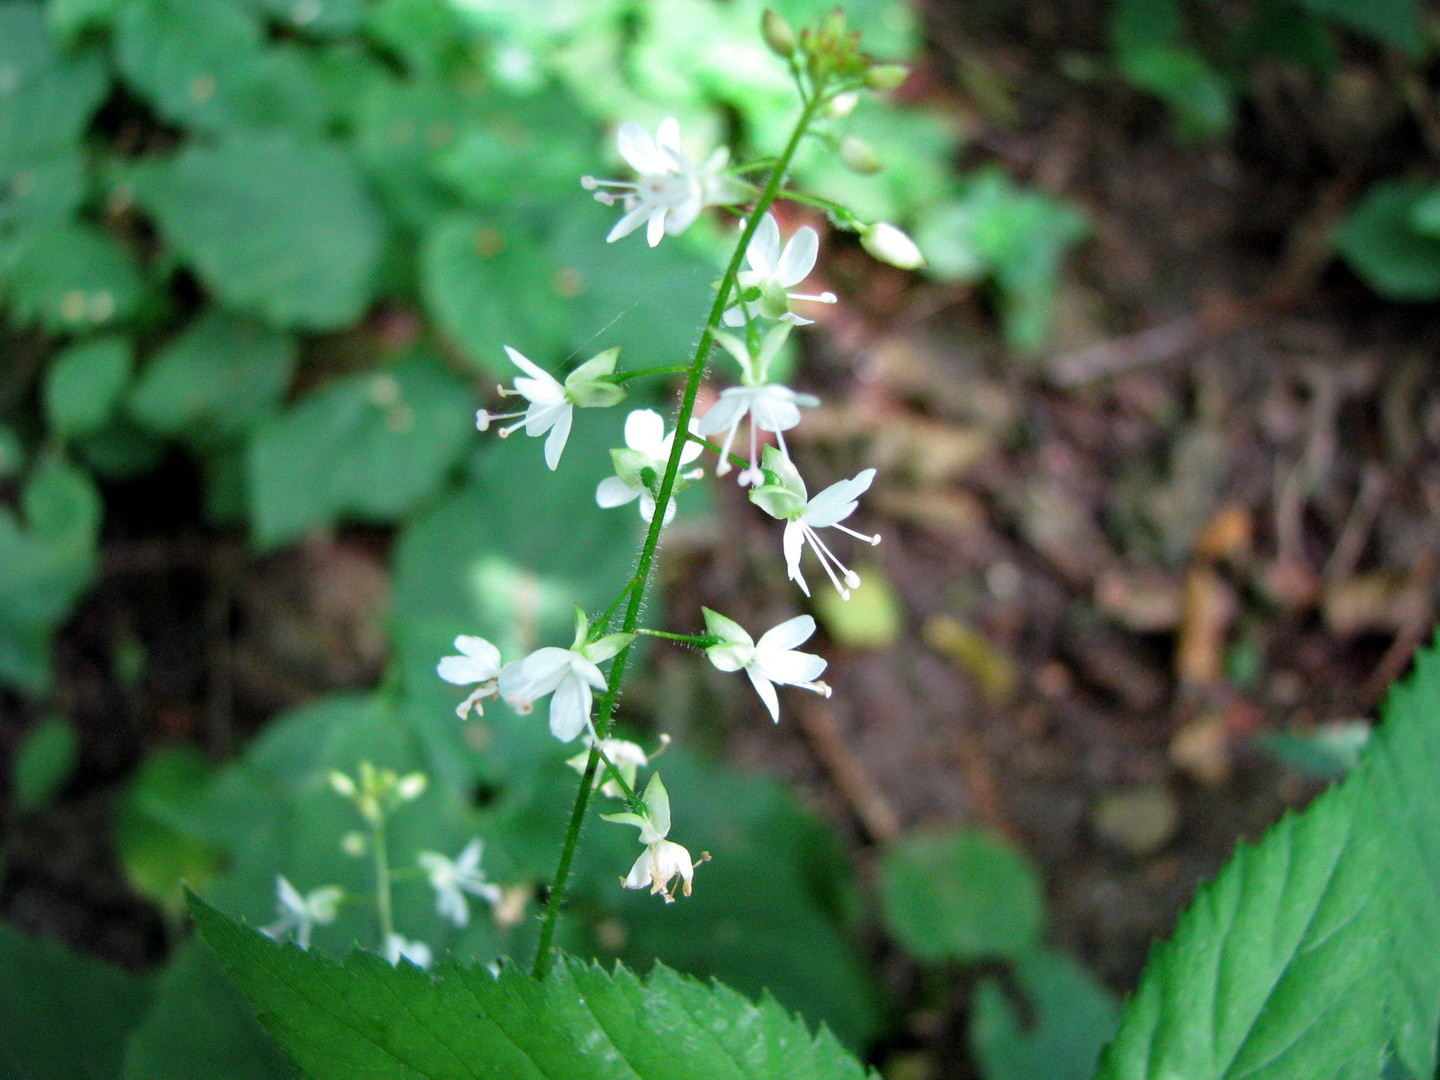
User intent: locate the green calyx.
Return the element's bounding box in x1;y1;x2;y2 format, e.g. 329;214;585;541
564;348;626;408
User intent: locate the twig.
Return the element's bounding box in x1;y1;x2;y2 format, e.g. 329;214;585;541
795;699;902;844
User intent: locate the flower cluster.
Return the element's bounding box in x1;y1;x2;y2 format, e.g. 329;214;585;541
441;12;918;927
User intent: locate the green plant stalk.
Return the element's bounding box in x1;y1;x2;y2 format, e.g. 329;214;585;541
531;88;829;979
371;813;394;945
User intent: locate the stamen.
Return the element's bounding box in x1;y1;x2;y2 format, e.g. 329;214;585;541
832;522;881;546
476;408;527;432
498;417;529;439
580;175;598;189
715;415;742;476
801;522;851;600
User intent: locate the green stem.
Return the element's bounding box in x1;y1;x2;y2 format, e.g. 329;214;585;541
372;814;394;945
684;431;749;472
634;628;721;647
531;89;829;980
610;364;691;384
774;188;860;226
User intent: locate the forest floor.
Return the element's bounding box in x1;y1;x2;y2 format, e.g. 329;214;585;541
3;1;1438;1076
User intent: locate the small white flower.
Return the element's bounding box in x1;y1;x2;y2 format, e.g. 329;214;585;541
724;213;837;327
602;774;701;903
595;409;703;523
699;324;818;485
581;118;738;247
749;446;880;600
498;608;633;742
262;876;342;951
476;347;625;470
383;933;433;969
416;839;502;928
436;635;502;719
566;735;653;798
702;609;830;722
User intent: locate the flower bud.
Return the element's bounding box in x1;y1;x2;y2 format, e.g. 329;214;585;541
396;772;428;801
839;136;883;175
761;9;795;57
865;63;909;93
861;223;926;270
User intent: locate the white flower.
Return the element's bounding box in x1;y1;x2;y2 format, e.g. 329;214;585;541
602;774;700;903
698;324;818;485
566;735;654;798
476;347;624;470
702;609;830;722
595;409;703;523
498;608;633;742
383;933;433;969
723;213;837;327
581;118;737;246
749;446;880;600
416;839;502;928
861;222;926;269
436;635;502;719
262;876;342;951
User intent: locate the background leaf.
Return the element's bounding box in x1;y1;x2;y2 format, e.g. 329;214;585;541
44;335;133;439
10;713;79;815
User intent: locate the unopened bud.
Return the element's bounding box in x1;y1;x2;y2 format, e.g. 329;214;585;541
328;770;357;798
761;10;795;57
827;91;859;118
341;831;367;856
839;136;882;175
862;223;926;270
865;63;909;93
396;772;428;801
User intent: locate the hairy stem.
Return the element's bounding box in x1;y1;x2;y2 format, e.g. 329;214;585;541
531;89;828;978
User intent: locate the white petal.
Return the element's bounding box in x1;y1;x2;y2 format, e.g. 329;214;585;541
755;648;827;686
514;376;565;407
776;226;819;287
622;850;653;889
756;614;816;653
722;305;746;328
437;655;493;686
500;648;572;702
624;408;667;456
746;666;781;721
543;405;574;470
456;636;500;669
655;117;681;156
646;207;667;247
697;394;749;437
548;673;592;742
607;201;652;243
802;469;875;528
570;654;609;691
782;521;809;595
749;390;802;433
504;346;557;386
747;213;781;276
521;399;564;437
596;475;640;508
616;122;658;173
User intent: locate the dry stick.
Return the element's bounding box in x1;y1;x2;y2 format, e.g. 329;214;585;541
795;700;902;845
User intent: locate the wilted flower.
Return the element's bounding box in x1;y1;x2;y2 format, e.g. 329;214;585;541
262;876;342;951
595;408;703;523
602;774;702;902
749;446;879;599
436;635;502;719
724;213;837;327
702;609;829;721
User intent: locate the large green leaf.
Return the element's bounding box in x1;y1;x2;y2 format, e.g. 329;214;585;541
3;221;145;332
245;355;474;549
192;895;877;1080
134;132;385;330
0;922;152;1080
1096;637;1440;1080
10;713;79;815
128;309;296;443
1336;179;1440;302
44;335;134;439
0;3;109;172
971;950;1117;1080
0;458;101;693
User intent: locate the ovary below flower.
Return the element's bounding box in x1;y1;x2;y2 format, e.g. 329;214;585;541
436;635;502;719
498;608;633;743
702;609;830;722
723;213;837;327
698;324;818;485
601;773;702;903
595;408;703;524
581;118;738;247
476;347;625;470
749;445;880;600
416;839;502;928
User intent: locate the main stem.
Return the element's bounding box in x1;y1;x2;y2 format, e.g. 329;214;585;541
372;814;394;945
531;90;826;978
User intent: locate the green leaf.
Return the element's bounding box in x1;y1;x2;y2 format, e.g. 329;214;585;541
191;895;877;1080
0;152;88;233
1095;635;1440;1080
115;744;224;921
3;221;145;332
0;458;101;693
1300;0;1422;56
243;0;365;37
1337;179;1440;301
47;0;128;42
120;939;293;1080
971;950;1118;1080
245;356;474;549
0;4;109;172
352;76;470;229
0;922;152;1080
134;132;385;330
10;713;78;814
420;213;572;375
44;335;133;439
879;827;1045;964
128;310;296;443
